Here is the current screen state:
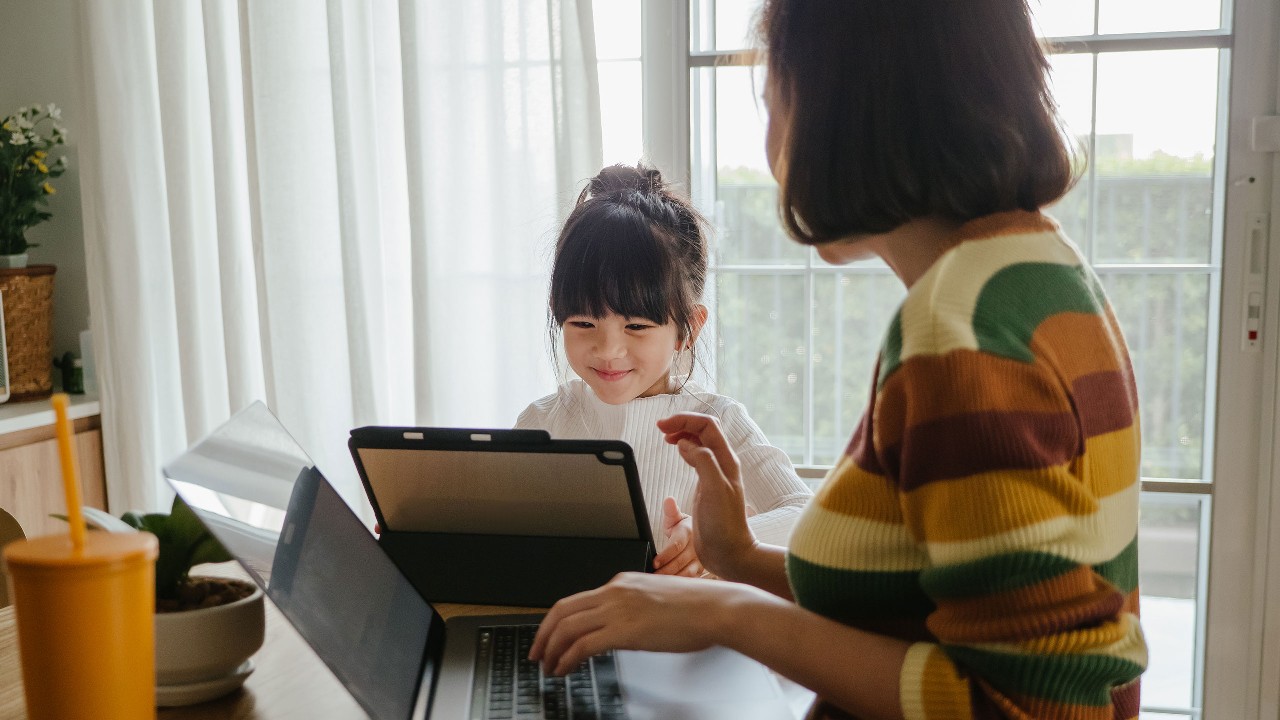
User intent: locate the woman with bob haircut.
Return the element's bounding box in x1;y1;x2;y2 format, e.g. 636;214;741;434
531;1;1147;718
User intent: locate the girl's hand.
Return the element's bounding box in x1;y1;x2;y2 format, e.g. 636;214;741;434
656;413;757;579
529;572;756;676
653;497;703;577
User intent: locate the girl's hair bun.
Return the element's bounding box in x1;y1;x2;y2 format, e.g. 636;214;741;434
589;163;665;197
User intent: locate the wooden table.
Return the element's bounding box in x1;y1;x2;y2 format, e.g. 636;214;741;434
0;600;528;719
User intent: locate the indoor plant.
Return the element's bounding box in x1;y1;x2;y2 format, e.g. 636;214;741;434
0;104;67;267
71;497;266;706
0;103;67;401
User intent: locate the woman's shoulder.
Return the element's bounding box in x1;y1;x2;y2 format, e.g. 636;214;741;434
876;210;1121;385
903;212;1102;331
923;210;1083;296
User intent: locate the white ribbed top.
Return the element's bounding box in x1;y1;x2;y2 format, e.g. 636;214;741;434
515;379;813;551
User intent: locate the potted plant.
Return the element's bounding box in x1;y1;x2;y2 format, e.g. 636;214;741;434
0;103;67;401
70;497;266;706
0;104;67;268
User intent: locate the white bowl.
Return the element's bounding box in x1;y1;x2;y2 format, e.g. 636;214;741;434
154;578;265;687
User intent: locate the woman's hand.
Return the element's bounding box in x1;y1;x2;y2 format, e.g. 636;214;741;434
529;572;757;675
656;413;757;579
653;497;703;576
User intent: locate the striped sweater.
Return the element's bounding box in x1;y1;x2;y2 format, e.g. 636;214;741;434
786;211;1147;720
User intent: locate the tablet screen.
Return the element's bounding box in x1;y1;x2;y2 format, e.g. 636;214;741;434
355;447;642;539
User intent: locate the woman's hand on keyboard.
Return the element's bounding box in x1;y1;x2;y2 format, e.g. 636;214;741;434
529;572;768;676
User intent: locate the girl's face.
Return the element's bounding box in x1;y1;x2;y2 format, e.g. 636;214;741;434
561;313;685;404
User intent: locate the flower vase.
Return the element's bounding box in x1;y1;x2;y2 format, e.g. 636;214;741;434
0;254;27;269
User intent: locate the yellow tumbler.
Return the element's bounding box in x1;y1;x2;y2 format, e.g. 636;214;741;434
5;531;158;720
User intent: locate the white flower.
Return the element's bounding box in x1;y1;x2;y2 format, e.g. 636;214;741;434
16;116;32;130
47;104;61;119
16;107;27;115
9;131;27;145
58;155;67;165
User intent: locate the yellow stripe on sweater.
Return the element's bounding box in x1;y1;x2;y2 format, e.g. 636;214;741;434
967;613;1148;667
789;501;929;572
813;455;903;524
901;424;1140;543
923;483;1138;567
815;423;1137;538
900;643;972;720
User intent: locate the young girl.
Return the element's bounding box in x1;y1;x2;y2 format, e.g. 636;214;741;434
516;163;812;577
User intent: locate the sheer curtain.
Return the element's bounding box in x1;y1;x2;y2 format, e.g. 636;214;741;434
72;0;600;513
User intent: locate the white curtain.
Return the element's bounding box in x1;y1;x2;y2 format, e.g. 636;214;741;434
72;0;600;514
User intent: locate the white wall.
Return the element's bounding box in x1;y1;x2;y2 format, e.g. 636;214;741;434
0;0;90;361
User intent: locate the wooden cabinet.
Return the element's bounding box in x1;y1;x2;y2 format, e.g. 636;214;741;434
0;413;108;538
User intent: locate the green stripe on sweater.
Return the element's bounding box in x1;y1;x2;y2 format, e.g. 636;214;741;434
877;311;904;389
787;554;934;625
920;551;1079;599
1091;536;1139;594
942;644;1146;706
973;263;1105;363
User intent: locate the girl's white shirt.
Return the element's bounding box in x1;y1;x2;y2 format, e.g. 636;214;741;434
515;378;813;551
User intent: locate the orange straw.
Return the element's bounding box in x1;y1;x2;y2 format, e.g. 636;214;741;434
52;393;87;553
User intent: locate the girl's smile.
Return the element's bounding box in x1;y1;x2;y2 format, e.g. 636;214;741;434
562;313;683;404
592;368;632;381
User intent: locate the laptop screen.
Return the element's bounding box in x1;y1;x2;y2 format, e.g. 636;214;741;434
163;402;440;720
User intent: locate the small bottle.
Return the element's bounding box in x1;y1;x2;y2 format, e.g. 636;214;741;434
0;290;10;403
80;320;96;395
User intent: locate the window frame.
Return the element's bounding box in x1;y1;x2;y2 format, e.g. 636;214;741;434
637;1;1280;717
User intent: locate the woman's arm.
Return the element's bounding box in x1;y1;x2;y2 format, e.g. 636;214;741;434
530;573;910;720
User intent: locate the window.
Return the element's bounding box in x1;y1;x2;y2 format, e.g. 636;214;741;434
633;1;1280;718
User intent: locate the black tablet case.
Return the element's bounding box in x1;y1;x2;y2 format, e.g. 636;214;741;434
349;427;655;608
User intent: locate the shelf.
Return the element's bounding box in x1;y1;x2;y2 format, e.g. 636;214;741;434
0;392;100;436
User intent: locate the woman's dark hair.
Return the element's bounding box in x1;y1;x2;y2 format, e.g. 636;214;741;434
549;163;709;375
758;0;1077;244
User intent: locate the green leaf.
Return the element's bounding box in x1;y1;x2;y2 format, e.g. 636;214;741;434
120;511;147;530
189;535;233;566
168;496;211;553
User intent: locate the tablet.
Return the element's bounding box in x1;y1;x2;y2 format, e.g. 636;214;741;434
348;426;652;542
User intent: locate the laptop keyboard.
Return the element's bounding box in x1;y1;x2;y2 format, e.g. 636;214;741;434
473;624;627;720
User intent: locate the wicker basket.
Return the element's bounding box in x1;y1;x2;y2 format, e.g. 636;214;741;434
0;264;56;402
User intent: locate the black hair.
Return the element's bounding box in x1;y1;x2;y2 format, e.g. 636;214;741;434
549;163;709;382
758;0;1077;243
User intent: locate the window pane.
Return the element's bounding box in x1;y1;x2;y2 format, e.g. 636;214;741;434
1045;53;1095;244
1094;49;1218;264
1139;492;1204;713
598;60;643;166
1101;273;1209;480
811;272;905;466
1032;0;1096;37
713;66;806;266
1099;0;1223;34
715;272;806;462
690;0;763;52
593;1;640;60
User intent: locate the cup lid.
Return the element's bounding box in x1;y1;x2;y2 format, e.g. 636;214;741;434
4;531;158;567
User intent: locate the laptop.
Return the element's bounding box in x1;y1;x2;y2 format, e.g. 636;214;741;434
348;425;655;608
162;402;796;720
